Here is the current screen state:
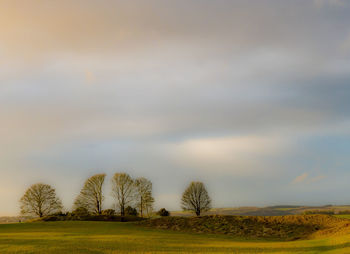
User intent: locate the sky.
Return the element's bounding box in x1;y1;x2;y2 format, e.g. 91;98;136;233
1;0;350;216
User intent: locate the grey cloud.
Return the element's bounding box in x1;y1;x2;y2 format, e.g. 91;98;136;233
1;0;350;215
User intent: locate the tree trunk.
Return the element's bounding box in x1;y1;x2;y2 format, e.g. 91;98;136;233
140;197;143;217
121;205;125;217
97;201;100;215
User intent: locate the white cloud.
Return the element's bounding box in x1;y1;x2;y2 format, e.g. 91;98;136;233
163;135;291;175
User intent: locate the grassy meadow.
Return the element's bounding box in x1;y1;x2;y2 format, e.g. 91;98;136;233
1;219;350;253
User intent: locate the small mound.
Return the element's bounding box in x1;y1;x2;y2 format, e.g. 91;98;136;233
139;215;350;240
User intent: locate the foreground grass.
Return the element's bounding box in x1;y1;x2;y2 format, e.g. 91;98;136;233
1;221;350;253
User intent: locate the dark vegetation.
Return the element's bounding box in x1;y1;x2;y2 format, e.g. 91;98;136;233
102;209;116;216
139;214;350;240
31;212;144;222
157;208;170;216
125;206;138;216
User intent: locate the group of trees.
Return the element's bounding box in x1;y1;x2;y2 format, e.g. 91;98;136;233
20;174;212;218
73;173;155;217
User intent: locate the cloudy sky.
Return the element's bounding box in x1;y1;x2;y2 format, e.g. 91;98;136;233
1;0;350;215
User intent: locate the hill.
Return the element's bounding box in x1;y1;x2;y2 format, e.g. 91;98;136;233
170;205;350;216
139;214;350;240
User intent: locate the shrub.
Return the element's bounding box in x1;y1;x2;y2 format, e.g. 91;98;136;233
72;207;90;217
102;209;115;216
157;208;170;217
125;206;138;216
52;211;66;216
36;214;146;222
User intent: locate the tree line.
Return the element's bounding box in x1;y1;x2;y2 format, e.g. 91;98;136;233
20;173;212;218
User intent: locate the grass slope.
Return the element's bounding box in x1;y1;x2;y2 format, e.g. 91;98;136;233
0;217;350;253
139;215;350;240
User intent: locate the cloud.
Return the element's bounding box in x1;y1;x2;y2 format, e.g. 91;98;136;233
292;173;309;184
163;135;291;175
292;173;327;184
0;0;348;66
0;0;350;215
311;175;327;182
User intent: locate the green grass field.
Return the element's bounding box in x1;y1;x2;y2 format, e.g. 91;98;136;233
1;220;350;253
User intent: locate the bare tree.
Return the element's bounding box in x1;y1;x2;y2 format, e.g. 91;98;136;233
135;177;154;217
111;173;135;216
181;181;211;216
20;183;63;217
74;174;105;215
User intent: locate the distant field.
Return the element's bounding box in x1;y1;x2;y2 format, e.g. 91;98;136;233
0;216;31;224
171;205;350;216
1;218;350;253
